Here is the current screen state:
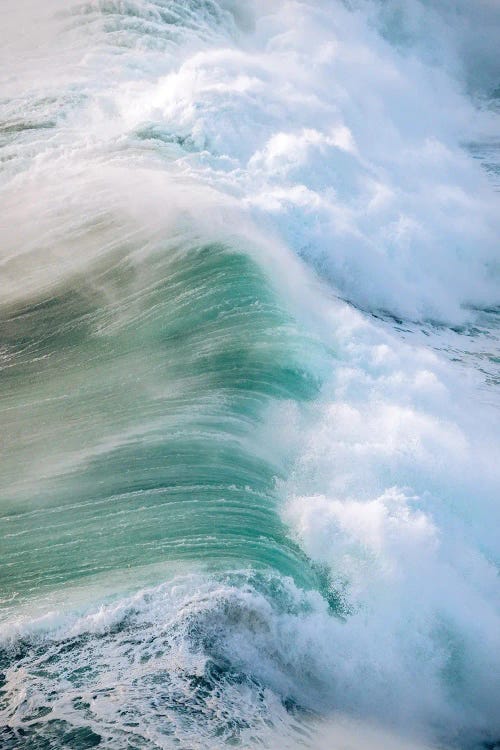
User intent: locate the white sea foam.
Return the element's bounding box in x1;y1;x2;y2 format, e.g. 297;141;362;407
281;295;500;743
1;0;499;320
0;572;445;749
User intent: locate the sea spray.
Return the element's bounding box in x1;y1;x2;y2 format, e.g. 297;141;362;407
1;1;499;748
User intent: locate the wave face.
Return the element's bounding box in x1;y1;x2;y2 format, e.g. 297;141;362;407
0;2;499;749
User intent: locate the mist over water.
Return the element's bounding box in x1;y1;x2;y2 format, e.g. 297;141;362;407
0;2;499;749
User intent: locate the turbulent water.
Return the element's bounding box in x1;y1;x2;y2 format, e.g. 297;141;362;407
1;1;499;748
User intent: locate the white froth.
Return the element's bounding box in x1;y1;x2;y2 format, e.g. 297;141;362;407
2;0;499;320
282;299;500;740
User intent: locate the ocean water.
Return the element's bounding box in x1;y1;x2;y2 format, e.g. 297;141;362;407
0;1;499;748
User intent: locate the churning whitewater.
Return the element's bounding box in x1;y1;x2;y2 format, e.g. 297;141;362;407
0;1;499;748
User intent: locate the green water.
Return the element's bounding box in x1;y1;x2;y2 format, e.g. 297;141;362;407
0;242;323;606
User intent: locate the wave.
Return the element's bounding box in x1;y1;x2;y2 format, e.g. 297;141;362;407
2;0;499;322
0;228;328;599
0;1;499;749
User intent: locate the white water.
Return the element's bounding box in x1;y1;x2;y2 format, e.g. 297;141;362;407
2;0;499;319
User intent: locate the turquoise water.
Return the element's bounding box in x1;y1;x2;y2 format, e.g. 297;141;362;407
0;243;322;602
1;1;499;749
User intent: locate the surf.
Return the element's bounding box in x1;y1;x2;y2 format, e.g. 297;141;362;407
0;1;499;748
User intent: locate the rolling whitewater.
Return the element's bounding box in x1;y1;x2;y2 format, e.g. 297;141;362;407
0;1;499;748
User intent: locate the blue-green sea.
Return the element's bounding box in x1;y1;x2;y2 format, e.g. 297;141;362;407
1;2;499;748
